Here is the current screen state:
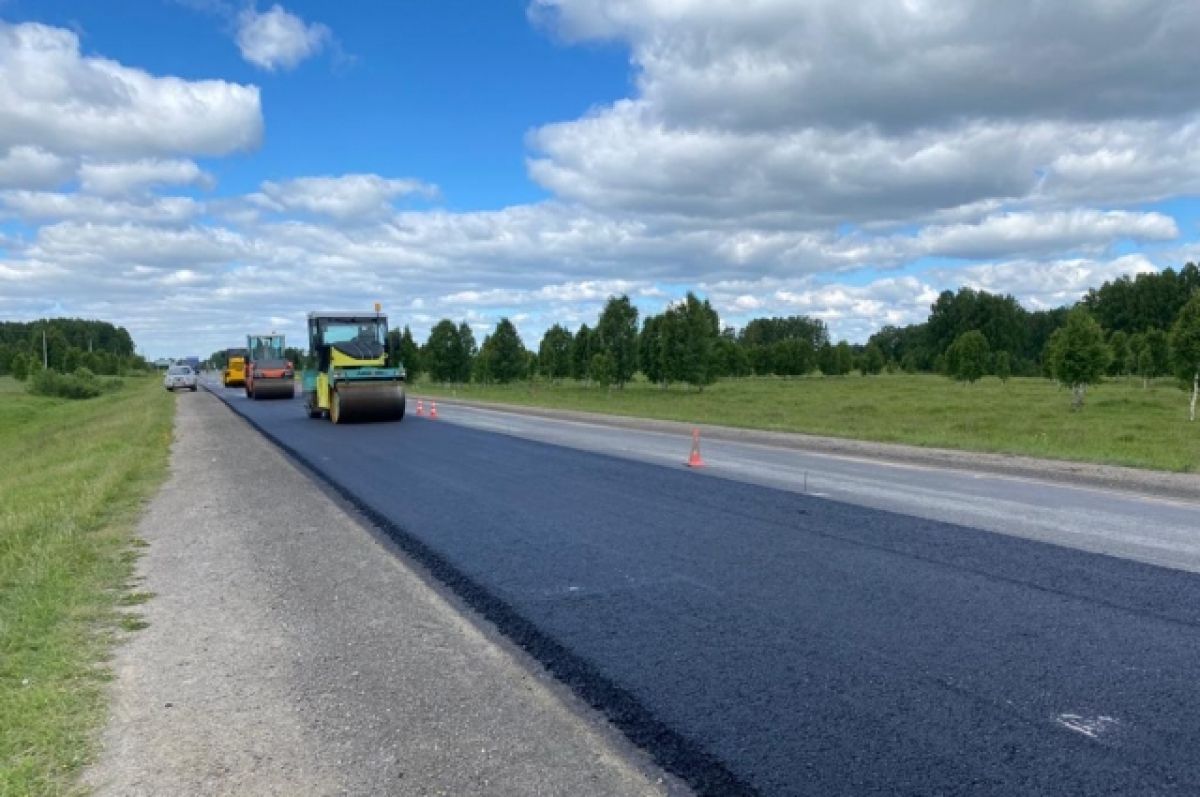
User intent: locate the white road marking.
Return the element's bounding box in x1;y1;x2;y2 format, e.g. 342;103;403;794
1055;713;1119;739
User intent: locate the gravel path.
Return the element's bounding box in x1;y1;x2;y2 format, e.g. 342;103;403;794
83;391;675;796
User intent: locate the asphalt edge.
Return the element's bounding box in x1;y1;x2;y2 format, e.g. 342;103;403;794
202;384;755;797
418;396;1200;502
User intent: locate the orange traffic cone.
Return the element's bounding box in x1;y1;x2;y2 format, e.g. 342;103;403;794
430;401;438;420
416;399;424;416
686;428;705;468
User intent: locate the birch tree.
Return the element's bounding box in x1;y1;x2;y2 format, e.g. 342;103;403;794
1169;295;1200;421
1049;307;1109;410
947;330;989;383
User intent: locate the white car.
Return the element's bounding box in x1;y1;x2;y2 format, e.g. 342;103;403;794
164;364;198;391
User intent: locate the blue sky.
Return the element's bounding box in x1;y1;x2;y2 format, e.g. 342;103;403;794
6;0;631;206
2;1;1199;357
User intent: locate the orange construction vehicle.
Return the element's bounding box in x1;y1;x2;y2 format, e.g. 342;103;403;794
245;333;295;400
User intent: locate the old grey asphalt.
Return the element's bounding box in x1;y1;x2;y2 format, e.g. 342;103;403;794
83;389;675;796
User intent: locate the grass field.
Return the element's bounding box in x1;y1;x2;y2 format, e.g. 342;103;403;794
0;375;173;795
415;374;1200;473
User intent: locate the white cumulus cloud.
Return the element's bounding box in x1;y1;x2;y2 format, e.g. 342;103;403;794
0;191;202;224
0;146;74;190
913;210;1178;260
4;9;1199;356
79;159;214;196
236;4;331;71
0;20;262;158
532;0;1200;130
527;1;1200;224
250;174;439;220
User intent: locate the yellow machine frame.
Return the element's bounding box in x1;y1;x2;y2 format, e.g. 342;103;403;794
223;356;246;387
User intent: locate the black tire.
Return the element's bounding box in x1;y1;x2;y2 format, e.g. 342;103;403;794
305;392;323;419
189;385;197;392
330;390;342;424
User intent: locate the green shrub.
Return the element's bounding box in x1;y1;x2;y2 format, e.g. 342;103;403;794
994;351;1012;382
73;367;122;393
28;368;103;399
946;330;990;383
10;352;29;381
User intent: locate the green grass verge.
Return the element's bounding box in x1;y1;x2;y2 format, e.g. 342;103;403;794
414;374;1200;473
0;375;173;795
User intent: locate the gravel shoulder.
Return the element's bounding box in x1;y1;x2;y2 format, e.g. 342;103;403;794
83;390;676;796
423;396;1200;501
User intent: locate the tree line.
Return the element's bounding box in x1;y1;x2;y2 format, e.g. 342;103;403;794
395;262;1200;415
869;263;1200;381
400;293;871;391
208;259;1200;418
0;318;144;379
865;264;1200;413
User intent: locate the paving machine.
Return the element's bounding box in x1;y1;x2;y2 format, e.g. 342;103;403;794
302;309;406;423
223;348;248;387
245;333;295;400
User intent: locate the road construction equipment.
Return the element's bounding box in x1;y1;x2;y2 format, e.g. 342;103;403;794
302;310;406;423
223;348;248;387
245;333;295;400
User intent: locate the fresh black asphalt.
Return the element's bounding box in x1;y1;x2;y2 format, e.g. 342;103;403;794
212;386;1200;796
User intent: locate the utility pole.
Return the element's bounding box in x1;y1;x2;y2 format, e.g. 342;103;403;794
42;329;48;369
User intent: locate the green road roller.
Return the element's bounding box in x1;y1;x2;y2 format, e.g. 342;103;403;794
302;309;406;424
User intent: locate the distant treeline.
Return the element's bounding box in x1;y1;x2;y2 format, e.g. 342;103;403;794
398;262;1200;389
870;262;1200;378
0;318;145;377
401;297;865;389
207;262;1199;392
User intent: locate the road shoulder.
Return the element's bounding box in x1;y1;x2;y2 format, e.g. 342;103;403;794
83;390;674;796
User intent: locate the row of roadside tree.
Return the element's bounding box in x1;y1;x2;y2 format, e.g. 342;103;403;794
391;293;863;391
0;319;146;379
201;262;1200;417
394;262;1200;416
869;263;1200;381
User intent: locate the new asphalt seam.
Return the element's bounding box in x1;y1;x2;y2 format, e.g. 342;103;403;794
203;384;749;796
415;395;1200;501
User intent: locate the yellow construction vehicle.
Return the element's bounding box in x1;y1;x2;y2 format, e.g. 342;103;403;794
223;348;247;387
